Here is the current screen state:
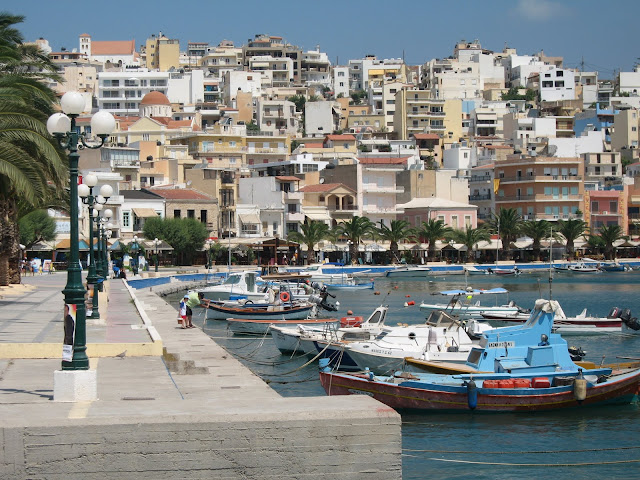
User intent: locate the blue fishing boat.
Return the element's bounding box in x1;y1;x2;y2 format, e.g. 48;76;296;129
320;299;640;411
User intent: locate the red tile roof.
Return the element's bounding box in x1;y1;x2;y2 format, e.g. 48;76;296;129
299;183;354;193
90;40;136;55
325;134;356;141
301;142;323;149
484;145;513;150
412;133;440;140
358;157;409;165
275;176;302;181
146;187;214;201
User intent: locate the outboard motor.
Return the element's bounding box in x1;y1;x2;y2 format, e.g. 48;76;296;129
619;309;640;331
568;346;587;362
607;307;621;319
309;286;339;312
619;308;632;323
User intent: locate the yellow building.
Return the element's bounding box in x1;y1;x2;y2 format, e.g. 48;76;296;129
393;89;462;143
145;33;180;71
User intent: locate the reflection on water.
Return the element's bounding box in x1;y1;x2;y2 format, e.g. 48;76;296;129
167;271;640;479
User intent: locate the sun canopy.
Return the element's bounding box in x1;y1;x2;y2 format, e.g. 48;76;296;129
435;287;509;296
132;208;159;218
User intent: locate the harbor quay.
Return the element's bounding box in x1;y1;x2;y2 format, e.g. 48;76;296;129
0;273;401;479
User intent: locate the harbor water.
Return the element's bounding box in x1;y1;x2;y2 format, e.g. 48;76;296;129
168;270;640;479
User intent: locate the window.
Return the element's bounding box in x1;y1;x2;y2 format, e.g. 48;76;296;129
174;209;181;218
122;211;130;227
555;81;565;87
591;201;599;212
201;210;207;224
556;70;564;77
610;201;618;212
187;210;195;219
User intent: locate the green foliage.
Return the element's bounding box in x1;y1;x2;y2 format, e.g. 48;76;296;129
557;218;587;256
18;209;56;248
376;220;415;263
142;217;208;265
337;93;344;98
490;208;522;260
349;90;368;105
597;224;626;260
415;219;453;260
519;220;552;261
449;227;491;263
337;216;376;264
287;94;306;112
246;121;260;132
308;95;321;102
501;87;536;101
287;221;330;264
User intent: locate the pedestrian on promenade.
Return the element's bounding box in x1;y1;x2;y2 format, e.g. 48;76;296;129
185;291;209;328
179;295;188;329
63;304;75;345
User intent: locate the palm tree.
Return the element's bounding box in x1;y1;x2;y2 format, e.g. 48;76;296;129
597;224;626;260
0;14;67;285
287;221;330;265
519;220;552;261
336;216;376;264
556;218;587;259
376;219;415;263
583;234;605;258
449;228;491;263
415;218;452;261
490;208;521;261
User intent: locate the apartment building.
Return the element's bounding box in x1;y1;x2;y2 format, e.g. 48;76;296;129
611;109;640;162
79;34;138;66
469;163;496;221
494;154;585;221
584;188;627;234
301;47;332;88
348;56;405;92
394;89;462;143
298;182;358;226
538;67;576;102
242;34;302;84
582;152;623;184
200;41;243;78
144;33;180;71
171;124;247;170
333;66;350;99
147;186;219;237
248;55;294;87
255;98;298;135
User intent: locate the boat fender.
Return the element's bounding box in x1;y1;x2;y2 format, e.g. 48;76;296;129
404;301;415;307
318;358;331;372
364;367;374;381
374;291;381;295
280;291;290;302
466;379;478;410
405;295;411;298
347;310;353;315
573;369;587;402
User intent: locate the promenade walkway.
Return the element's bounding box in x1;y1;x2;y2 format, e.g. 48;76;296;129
0;272;401;479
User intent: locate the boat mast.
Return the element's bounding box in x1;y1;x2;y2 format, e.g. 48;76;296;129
548;227;553;300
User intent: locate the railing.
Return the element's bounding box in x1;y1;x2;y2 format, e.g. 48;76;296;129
327;205;358;211
469;194;491;201
498;174;582;182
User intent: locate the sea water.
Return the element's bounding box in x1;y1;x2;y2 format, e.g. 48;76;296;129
169;270;640;479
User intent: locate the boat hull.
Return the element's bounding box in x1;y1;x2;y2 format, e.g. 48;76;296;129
319;370;640;412
228;318;338;336
206;303;314;321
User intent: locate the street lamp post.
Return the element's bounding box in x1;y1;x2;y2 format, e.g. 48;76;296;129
154;237;159;273
103;225;113;279
47;92;115;371
205;239;214;270
96;209;112;281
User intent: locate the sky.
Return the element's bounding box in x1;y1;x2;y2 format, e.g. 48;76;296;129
12;0;640;79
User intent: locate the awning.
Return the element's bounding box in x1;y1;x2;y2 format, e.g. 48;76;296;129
238;213;261;224
305;212;331;221
132;208;159;218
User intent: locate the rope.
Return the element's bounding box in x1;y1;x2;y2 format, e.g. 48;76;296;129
260;340;334;376
425;457;640;467
402;445;640;454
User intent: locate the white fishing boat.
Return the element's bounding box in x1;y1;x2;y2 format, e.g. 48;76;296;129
198;270;267;301
227;317;339;336
419;287;527;320
463;266;489;275
568;262;600;273
342;309;489;375
270;306;390;356
384;265;431;278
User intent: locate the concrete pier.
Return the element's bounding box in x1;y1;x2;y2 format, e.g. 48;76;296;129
0;273;401;479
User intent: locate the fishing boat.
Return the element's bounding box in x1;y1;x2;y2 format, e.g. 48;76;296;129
291;263;358;283
463;266;489;275
419;287;527;320
599;261;632;272
385;265;431;279
320;299;640;411
205;299;316;321
482;305;639;336
487;266;521;275
228;317;339;336
333;309;490;375
568;262;600;273
324;280;374;291
198;270;266;301
319;365;640;412
270;306;389;357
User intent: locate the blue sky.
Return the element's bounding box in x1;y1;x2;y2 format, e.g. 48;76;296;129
13;0;639;78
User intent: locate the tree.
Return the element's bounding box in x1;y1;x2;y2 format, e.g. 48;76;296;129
519;220;552;261
583;234;605;257
246;121;260;132
287;221;329;265
18;209;56;249
490;208;521;260
557;218;587;259
336;216;376;264
415;219;452;261
597;224;626;260
449;227;491;263
349;90;367;105
142;217;208;265
0;14;66;285
287;94;306;112
376;220;415;263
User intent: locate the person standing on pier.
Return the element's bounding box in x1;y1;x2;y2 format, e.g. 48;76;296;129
185;291;209;328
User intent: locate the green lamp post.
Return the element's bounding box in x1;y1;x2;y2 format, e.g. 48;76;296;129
154;237;159;273
47;91;115;371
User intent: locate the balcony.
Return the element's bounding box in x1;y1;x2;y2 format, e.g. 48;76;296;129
327;205;358;213
285;191;304;201
496;194;582;202
286;212;305;222
469;194;491;201
498;174;582;183
110;159;140;169
362;205;404;215
363;185;404;194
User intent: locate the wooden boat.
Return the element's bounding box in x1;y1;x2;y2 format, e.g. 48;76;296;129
385;265;431;278
227;317;338;336
599;262;632;272
206;300;315;321
463;266;489;275
487;266;521;275
319;367;640;412
320;299;640;411
324;281;374;291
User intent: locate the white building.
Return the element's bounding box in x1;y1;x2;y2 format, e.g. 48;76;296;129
548;130;604;157
222;70;264;104
619;66;640;95
443;143;475;170
305;101;338;137
255;98;299;135
200;41;243;78
301;47;332;88
357;158;405;225
539;67;576;102
248;55;294;87
333;66;349;99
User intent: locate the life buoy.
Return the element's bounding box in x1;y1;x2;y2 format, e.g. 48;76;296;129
280;291;290;302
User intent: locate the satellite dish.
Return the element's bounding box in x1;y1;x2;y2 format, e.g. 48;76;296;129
319;178;325;184
186;180;192;186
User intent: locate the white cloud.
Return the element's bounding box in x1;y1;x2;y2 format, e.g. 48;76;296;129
513;0;567;21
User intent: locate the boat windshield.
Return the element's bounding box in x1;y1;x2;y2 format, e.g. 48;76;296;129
467;347;483;366
223;274;242;285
